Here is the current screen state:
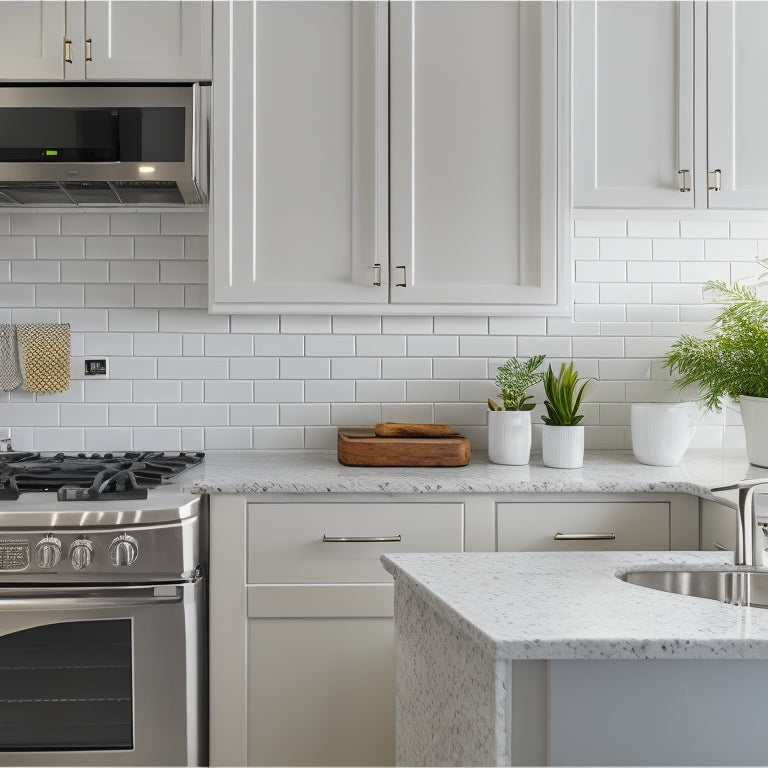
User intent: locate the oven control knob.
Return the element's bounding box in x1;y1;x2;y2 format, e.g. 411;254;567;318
109;534;138;567
35;536;62;569
69;539;93;571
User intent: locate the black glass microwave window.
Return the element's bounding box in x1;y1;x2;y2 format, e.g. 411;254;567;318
0;107;185;162
0;619;132;751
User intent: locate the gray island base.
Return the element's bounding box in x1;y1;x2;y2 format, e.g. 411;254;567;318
382;551;768;767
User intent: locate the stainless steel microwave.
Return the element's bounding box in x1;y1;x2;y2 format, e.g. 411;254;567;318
0;84;208;206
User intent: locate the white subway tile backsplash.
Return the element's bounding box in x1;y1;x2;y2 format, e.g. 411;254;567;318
680;220;729;238
0;236;35;259
110;214;160;235
204;381;253;403
61;214;110;236
281;357;331;380
137;236;184;260
85;236;133;260
36;284;83;307
11;214;59;235
7;210;761;451
136;284;185;308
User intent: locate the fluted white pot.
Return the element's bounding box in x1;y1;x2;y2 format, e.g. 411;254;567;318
488;410;531;465
541;424;584;469
740;395;768;467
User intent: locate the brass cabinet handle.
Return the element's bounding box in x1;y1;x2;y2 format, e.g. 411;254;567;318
554;532;616;541
322;535;402;543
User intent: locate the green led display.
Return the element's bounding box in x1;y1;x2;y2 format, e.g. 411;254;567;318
44;150;58;156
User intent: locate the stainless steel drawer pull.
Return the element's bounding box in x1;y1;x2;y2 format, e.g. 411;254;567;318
554;532;616;541
713;542;729;551
678;169;691;192
708;168;722;191
322;535;402;543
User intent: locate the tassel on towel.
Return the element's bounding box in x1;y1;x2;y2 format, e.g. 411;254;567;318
16;323;71;394
0;324;22;391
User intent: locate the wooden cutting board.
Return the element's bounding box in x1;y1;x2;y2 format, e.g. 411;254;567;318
337;427;471;467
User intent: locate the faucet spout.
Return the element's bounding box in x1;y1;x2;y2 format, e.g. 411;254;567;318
734;480;768;566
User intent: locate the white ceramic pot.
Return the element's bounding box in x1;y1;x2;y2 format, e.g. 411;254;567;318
630;401;699;466
488;410;531;465
739;395;768;468
541;424;584;469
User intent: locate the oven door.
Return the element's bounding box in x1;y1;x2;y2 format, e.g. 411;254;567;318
0;581;205;767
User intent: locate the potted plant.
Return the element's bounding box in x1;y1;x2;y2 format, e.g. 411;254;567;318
662;264;768;466
540;362;591;469
487;354;545;465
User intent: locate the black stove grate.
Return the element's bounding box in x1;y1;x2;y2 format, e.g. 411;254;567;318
0;452;204;501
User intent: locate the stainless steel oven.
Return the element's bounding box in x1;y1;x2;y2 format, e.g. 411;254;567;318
0;452;207;766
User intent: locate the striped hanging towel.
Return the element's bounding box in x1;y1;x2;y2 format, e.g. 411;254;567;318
0;324;22;391
16;323;71;394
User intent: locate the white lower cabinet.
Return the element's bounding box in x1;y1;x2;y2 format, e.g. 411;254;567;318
497;500;671;551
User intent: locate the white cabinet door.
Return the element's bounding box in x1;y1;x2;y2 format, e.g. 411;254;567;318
572;1;694;208
389;1;562;309
497;501;670;551
210;1;389;311
247;588;395;767
707;1;768;208
83;0;211;80
0;1;66;80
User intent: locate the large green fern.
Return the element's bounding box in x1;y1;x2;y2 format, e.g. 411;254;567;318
488;354;545;411
663;263;768;412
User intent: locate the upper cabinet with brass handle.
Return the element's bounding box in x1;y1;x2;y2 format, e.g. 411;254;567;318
210;0;569;316
0;1;211;82
574;0;768;211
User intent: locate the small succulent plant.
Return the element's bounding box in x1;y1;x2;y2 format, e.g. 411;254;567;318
541;362;591;426
488;354;546;412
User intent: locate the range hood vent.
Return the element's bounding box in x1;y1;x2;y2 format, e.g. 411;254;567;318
0;85;208;207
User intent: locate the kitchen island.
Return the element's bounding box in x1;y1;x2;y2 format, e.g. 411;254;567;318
381;550;768;767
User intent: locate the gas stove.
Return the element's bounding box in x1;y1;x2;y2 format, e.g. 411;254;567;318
0;451;205;501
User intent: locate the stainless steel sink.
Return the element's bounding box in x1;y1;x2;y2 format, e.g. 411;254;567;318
620;569;768;608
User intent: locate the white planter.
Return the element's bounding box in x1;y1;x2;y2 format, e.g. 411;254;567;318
541;424;584;469
740;395;768;467
488;410;531;465
630;401;699;466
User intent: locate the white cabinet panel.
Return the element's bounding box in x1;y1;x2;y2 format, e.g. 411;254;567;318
83;1;211;80
0;1;65;80
497;501;670;551
210;1;388;309
572;1;694;208
707;1;768;208
390;1;561;307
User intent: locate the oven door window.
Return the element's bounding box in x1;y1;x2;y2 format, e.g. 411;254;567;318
0;619;132;751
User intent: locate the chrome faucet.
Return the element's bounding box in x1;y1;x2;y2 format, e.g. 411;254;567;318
713;478;768;566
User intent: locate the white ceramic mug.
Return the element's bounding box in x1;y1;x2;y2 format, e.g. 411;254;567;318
631;402;699;466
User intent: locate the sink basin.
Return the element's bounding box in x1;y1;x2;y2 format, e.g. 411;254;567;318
620;569;768;608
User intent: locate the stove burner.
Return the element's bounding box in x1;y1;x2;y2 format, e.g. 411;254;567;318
0;452;204;501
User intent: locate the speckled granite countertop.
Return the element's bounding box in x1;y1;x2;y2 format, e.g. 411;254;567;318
381;550;768;660
184;448;759;501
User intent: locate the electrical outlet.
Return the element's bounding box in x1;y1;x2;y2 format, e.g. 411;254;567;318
84;359;107;376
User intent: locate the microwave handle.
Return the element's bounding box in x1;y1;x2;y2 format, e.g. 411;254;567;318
0;584;183;609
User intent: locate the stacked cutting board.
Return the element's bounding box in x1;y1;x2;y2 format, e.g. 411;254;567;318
337;423;471;467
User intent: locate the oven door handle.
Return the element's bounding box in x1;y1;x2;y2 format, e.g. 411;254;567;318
0;584;184;609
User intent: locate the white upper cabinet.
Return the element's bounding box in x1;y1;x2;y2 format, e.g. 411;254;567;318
210;0;568;315
210;1;389;309
572;1;694;208
388;2;562;309
0;1;66;79
574;0;768;210
707;1;768;209
0;0;211;81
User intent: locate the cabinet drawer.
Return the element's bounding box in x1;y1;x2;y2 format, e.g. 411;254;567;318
247;502;463;583
497;501;670;551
